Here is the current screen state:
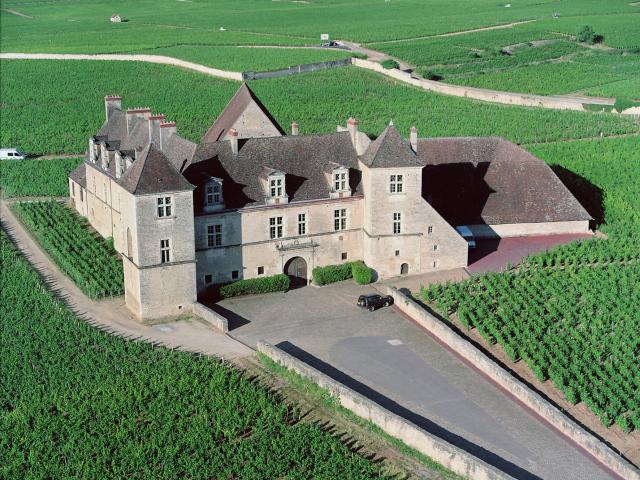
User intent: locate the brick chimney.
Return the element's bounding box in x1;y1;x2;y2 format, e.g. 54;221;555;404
104;95;121;122
291;122;299;136
410;125;418;153
126;107;152;134
159;121;177;150
228;128;239;155
347;117;358;144
148;114;165;146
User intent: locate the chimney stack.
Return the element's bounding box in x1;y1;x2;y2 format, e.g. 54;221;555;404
347;117;358;144
100;142;109;169
104;95;121;122
126;107;152;134
228;128;239;155
159;121;177;150
135;145;144;160
291;122;299;136
148;114;166;146
115;151;124;178
89;137;97;163
410;125;418;153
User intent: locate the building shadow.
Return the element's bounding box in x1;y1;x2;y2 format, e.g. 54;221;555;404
275;341;542;480
550;165;604;229
207;302;251;330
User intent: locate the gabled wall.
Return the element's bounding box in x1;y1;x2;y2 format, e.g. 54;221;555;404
224;101;282;140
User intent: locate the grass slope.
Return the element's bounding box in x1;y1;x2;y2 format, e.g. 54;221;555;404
2;60;639;155
0;230;384;479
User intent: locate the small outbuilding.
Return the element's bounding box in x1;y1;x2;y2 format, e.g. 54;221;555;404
110;14;122;23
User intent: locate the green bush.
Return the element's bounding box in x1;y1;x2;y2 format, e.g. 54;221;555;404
312;263;353;285
380;59;400;69
351;261;373;285
613;97;640;113
576;25;603;45
219;274;289;298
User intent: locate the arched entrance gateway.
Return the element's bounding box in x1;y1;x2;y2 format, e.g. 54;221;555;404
400;263;409;275
284;256;308;287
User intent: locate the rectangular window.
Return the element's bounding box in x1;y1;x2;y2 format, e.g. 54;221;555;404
160;239;171;263
206;184;221;205
390;174;404;194
257;266;265;275
334;209;347;231
341;252;348;260
157;196;172;217
269;216;283;239
393;212;401;234
433;244;439;251
297;213;306;236
71;182;75;196
395;250;400;257
207;224;222;247
334;172;347;191
80;189;84;201
205;274;213;284
427;226;433;234
231;270;239;280
270;178;283;197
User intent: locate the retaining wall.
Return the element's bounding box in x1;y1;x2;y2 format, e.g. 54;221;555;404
243;57;352;80
257;340;514;480
387;287;640;480
192;302;228;333
351;58;623;112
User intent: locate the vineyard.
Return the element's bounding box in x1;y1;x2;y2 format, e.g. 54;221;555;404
0;231;385;479
0;158;82;197
12;201;124;299
2;60;639;155
421;136;640;432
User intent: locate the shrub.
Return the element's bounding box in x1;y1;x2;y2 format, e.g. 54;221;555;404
380;59;400;69
613;97;640;113
312;263;353;285
219;274;289;298
576;25;603;44
351;261;373;285
423;70;443;81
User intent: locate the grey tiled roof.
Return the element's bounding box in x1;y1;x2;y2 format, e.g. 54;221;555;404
68;161;86;188
119;144;194;195
418;137;592;225
200;83;284;143
162;134;197;171
361;125;423;168
185;132;361;209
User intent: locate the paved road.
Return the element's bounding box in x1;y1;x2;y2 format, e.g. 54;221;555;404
1;199;252;361
219;282;615;480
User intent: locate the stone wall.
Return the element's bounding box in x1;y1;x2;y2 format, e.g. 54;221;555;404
192;302;228;332
257;341;514;480
387;287;640;480
242;58;352;80
468;220;591;238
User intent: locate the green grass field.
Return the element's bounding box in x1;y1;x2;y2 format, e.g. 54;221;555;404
0;158;82;197
0;230;386;479
2;60;639;155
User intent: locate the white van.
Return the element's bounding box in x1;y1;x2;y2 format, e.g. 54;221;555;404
455;225;477;249
0;148;27;160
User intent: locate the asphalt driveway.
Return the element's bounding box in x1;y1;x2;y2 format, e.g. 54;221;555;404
217;282;615;480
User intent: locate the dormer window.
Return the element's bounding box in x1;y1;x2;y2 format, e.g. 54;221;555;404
203;177;224;212
270;177;283;197
261;168;288;205
328;165;351;199
334;171;347;191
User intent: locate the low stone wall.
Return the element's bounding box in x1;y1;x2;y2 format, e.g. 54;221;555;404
192;302;228;333
243;57;352;80
257;340;514;480
351;58;624;113
388;287;640;480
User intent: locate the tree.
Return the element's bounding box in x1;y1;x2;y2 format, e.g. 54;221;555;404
576;25;603;44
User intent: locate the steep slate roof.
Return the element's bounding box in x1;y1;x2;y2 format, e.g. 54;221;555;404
361;124;423;168
186;132;360;208
119;144;194;195
162;133;197;171
97;110;127;147
69;162;87;188
200;83;284;143
418;137;592;225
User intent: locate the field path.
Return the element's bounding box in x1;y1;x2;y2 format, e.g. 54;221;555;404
3;52;636;115
0;198;252;361
1;8;33;18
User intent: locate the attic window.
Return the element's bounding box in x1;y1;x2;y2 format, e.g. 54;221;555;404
270;177;284;197
205;178;223;206
333;168;349;192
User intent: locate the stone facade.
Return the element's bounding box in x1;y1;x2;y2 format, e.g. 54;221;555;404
68;84;591;321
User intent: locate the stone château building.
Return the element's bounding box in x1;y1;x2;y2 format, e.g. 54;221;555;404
69;84;591;320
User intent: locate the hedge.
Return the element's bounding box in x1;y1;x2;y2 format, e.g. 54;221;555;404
219;274;290;298
312;261;374;286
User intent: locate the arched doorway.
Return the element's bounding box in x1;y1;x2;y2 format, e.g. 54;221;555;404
400;263;409;275
284;256;307;287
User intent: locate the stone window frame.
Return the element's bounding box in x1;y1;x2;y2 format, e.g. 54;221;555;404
156;195;174;218
257;266;265;276
297;212;307;236
160;238;171;264
332;167;349;193
206;224;223;247
269;175;285;198
393;212;402;234
334;208;347;231
269;216;284;239
389;174;404;194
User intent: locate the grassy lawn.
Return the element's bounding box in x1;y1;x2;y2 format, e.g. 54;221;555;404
0;230;386;479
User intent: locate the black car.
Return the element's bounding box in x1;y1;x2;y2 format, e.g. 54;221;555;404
357;294;394;312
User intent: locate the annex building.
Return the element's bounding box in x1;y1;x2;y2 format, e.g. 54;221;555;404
69;84;591;320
